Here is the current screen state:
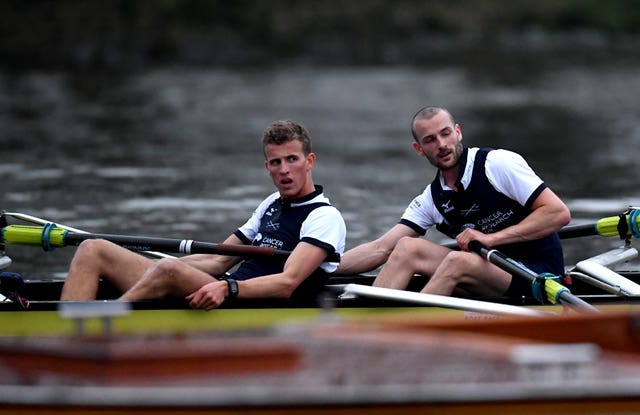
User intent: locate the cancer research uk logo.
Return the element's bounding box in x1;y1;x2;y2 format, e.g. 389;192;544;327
253;232;284;249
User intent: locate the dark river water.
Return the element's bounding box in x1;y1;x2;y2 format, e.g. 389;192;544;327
2;57;640;278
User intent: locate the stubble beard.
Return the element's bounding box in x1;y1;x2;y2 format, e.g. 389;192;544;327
428;140;464;171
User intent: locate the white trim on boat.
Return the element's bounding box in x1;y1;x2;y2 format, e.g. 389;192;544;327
341;284;549;316
574;247;640;296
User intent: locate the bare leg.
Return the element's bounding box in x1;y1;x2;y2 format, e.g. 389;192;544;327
373;237;450;289
60;239;155;301
422;250;512;297
120;257;217;301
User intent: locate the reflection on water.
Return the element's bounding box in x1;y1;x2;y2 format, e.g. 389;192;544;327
1;60;640;277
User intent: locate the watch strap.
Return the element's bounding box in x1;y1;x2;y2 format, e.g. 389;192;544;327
226;278;239;298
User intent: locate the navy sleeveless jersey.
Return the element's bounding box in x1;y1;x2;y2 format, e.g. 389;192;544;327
430;148;564;275
231;189;339;299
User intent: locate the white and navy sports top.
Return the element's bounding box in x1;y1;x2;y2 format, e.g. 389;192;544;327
232;185;346;297
400;147;564;275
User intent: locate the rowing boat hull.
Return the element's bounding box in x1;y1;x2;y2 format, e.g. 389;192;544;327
0;308;640;414
8;267;640;304
1;271;640;338
0;303;482;337
0;384;638;415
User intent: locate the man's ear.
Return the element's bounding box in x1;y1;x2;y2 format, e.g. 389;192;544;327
412;141;425;157
306;152;316;170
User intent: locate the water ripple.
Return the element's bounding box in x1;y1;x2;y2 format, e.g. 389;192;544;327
117;197;263;212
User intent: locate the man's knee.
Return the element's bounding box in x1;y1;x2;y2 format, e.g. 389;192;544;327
392;237;446;263
76;238;105;254
148;258;182;284
441;250;474;269
434;251;478;286
392;236;423;258
74;239;113;263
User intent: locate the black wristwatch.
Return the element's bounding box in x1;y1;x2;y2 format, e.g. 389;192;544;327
226;278;239;298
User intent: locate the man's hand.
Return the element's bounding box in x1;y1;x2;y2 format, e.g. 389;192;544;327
185;280;227;311
456;228;494;251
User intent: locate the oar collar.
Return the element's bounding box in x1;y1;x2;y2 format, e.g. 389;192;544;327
41;222;58;252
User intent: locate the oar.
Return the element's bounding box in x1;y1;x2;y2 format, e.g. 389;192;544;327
2;211;174;259
468;240;600;314
558;209;640;239
0;225;341;262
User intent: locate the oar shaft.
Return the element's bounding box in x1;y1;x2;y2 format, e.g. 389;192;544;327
558;223;600;239
442;210;639;250
557;291;594;310
559;211;640;239
1;225;340;261
1;212;173;259
469;242;536;283
64;232;287;257
468;240;599;314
